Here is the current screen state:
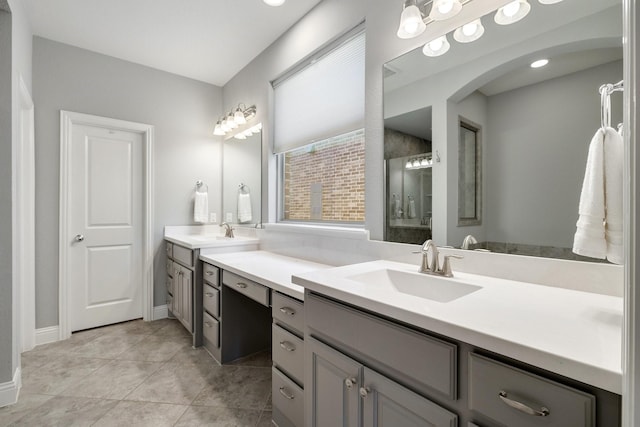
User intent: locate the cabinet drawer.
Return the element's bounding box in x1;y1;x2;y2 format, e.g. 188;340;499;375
166;259;173;276
203;284;220;318
272;324;304;386
203;312;219;348
307;293;457;400
223;270;270;307
203;263;219;287
172;244;193;267
468;353;595;427
165;241;173;258
273;367;304;427
272;292;304;336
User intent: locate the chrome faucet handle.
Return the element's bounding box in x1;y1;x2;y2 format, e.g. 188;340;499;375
441;255;463;277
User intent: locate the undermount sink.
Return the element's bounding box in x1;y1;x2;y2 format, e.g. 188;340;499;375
347;268;481;303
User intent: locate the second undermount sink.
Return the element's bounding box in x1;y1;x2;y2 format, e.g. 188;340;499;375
347;268;482;303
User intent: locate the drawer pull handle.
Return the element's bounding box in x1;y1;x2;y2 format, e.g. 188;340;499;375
498;391;550;417
205;271;214;276
204;321;213;328
279;341;296;352
279;307;296;316
344;378;357;389
205;292;214;297
359;387;370;398
279;387;295;400
236;282;248;289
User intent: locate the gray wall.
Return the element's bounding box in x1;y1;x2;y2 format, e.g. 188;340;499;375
33;37;223;327
0;8;13;384
485;60;623;248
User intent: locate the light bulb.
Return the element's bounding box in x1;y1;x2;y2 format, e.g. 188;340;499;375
420;158;429;166
406;161;413;169
397;3;426;39
243;129;254;137
454;19;484;43
429;0;462;21
538;0;563;3
227;113;238;129
412;159;421;167
234;107;246;125
437;0;453;14
234;133;247;140
494;0;530;25
221;118;229;132
423;35;450;57
213;121;224;136
263;0;285;6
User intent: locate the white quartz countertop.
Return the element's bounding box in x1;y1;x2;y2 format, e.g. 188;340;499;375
164;231;259;250
292;260;623;394
200;251;333;301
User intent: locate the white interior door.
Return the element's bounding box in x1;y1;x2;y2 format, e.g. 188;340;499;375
68;123;143;332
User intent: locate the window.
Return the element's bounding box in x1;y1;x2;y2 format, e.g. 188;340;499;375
273;27;365;224
458;119;482;226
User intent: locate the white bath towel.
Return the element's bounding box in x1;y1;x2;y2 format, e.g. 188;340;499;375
572;127;624;264
238;193;252;223
407;198;416;219
605;127;624;264
194;190;209;224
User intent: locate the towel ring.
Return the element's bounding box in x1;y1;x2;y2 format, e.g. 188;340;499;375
238;183;250;194
196;180;209;192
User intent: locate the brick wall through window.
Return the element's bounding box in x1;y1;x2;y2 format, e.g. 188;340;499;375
283;129;365;222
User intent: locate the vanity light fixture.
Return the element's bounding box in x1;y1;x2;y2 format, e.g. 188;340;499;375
429;0;462;21
213;104;258;137
423;35;450;57
453;19;484;43
406;156;434;169
494;0;531;25
263;0;285;6
530;58;549;68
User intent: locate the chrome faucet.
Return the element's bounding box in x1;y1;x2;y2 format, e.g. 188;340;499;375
418;239;463;278
461;234;478;250
220;222;235;238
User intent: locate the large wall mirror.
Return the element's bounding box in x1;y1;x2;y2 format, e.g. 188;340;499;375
222;128;262;226
382;0;622;262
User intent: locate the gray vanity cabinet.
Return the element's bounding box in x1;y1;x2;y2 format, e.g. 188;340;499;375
165;240;203;346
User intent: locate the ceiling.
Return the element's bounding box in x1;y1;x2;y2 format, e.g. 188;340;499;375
23;0;323;86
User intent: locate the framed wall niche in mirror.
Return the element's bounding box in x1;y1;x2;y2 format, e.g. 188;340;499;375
222;127;262;226
382;0;622;261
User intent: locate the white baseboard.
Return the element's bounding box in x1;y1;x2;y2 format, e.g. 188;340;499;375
0;367;21;408
153;305;168;320
35;326;60;346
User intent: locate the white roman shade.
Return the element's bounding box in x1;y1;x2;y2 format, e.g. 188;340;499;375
273;30;365;154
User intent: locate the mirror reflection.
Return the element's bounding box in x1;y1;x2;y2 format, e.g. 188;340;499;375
383;0;622;261
222;128;262;226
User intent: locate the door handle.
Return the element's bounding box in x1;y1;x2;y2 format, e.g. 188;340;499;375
74;234;85;242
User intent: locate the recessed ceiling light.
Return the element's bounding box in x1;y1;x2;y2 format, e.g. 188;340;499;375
530;59;549;68
263;0;285;6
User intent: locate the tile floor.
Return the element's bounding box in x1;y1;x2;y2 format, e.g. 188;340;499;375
0;319;273;427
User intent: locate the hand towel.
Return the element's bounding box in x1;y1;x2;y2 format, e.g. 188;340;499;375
604;127;624;264
194;190;208;224
238;193;252;223
407;198;416;219
572;127;624;264
573;128;606;259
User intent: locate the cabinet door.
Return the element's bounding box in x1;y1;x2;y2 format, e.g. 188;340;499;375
181;266;193;332
307;337;360;427
361;367;458;427
171;264;182;319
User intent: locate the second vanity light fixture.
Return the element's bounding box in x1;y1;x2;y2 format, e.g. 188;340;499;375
213;104;257;137
397;0;564;57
